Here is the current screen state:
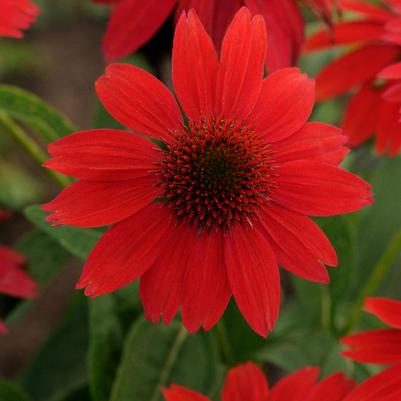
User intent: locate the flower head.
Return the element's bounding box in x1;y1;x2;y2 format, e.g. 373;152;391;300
0;210;37;334
305;0;401;156
95;0;334;71
163;361;401;401
0;0;39;38
342;297;401;365
44;8;372;337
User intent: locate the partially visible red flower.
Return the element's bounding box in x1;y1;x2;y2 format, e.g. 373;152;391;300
305;0;401;156
0;0;39;38
163;361;401;401
44;8;371;337
0;210;37;334
95;0;335;70
342;297;401;365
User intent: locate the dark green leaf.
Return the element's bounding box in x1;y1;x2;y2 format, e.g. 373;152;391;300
110;319;219;401
24;205;102;260
0;378;32;401
21;295;89;401
0;85;76;142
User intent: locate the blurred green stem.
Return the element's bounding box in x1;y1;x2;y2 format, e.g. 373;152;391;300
0;111;69;188
343;226;401;334
216;320;234;365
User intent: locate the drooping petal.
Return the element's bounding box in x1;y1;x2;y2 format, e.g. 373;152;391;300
341;329;401;364
102;0;176;61
304;21;384;52
76;204;175;296
43;177;158;227
342;84;382;148
0;252;37;299
268;367;319;401
315;44;399;100
182;229;231;333
258;204;337;283
173;10;219;120
250;68;315;142
225;224;280;337
308;372;356;401
271;122;348;165
338;0;394;21
221;362;269;401
216;7;267;121
272;160;373;216
364;297;401;329
96;64;183;142
44;129;161;181
140;222;196;325
343;364;401;401
376;98;401;156
245;0;304;71
163;385;211;401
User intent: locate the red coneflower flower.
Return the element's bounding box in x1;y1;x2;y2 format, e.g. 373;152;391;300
0;0;39;38
342;297;401;365
0;210;37;334
95;0;335;71
44;8;372;337
305;0;401;156
163;361;401;401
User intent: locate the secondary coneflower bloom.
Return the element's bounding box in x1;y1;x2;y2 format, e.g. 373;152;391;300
0;0;39;38
0;210;37;334
164;361;401;401
95;0;335;70
342;297;401;365
305;0;401;156
44;8;372;337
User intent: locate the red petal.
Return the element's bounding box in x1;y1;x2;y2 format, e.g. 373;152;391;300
383;83;401;102
140;222;196;325
76;205;175;296
341;329;401;364
163;385;210;401
250;68;315;142
342;84;382;148
173;10;219;120
0;319;7;334
364;297;401;329
222;362;269;401
338;0;393;21
259;204;337;283
102;0;176;61
378;61;401;79
43;177;158;227
376;99;401;156
225;224;280;337
96;64;182;142
268;367;319;401
0;251;37;299
271;122;348;165
343;364;401;401
216;7;267;120
245;0;304;71
44;129;160;180
304;21;384;52
316;44;399;100
308;372;356;401
273;160;373;216
182;229;231;332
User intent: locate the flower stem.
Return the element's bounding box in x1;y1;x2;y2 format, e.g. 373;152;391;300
0;111;70;188
216;319;234;364
343;226;401;335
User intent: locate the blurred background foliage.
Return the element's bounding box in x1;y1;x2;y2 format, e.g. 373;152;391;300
0;1;400;401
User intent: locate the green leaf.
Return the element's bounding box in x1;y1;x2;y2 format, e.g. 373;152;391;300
0;379;32;401
0;85;76;143
21;295;89;401
16;229;71;285
24;205;102;260
88;296;124;401
110;319;219;401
